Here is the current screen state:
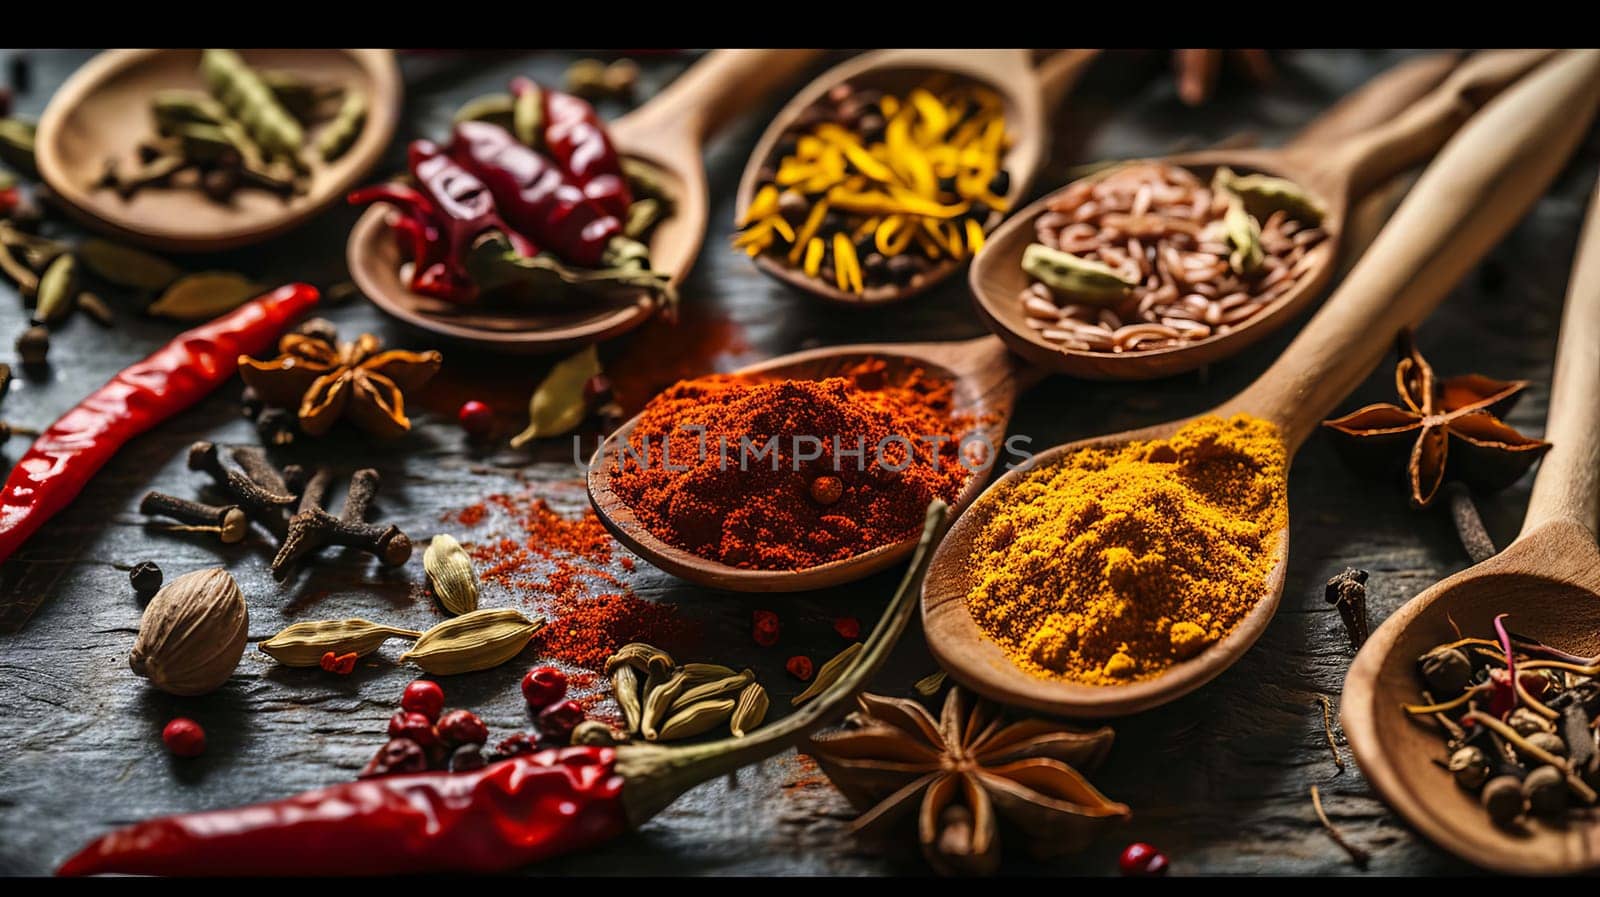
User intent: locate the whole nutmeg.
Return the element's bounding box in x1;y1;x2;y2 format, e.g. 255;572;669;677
128;568;248;696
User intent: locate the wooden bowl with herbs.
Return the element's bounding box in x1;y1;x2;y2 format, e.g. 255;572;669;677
35;48;401;252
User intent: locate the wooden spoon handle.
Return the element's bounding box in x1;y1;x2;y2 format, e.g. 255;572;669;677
1286;51;1461;150
609;50;825;148
1035;49;1101;113
1306;49;1556;201
1223;50;1600;448
1521;182;1600;539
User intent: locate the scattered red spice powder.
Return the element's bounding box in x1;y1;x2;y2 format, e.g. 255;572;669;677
450;489;692;670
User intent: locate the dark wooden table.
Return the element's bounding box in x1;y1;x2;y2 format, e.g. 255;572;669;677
2;49;1595;877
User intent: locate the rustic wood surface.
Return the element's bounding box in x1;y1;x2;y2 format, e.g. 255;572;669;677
1;48;1595;877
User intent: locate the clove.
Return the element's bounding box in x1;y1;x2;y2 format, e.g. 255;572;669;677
139;491;248;544
271;466;411;579
1324;567;1370;650
186;441;295;515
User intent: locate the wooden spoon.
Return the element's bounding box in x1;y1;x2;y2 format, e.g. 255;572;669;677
349;49;824;355
581;54;1462;595
587;336;1035;592
1341;181;1600;876
34;49;402;253
971;48;1558;381
923;49;1600;718
734;49;1101;306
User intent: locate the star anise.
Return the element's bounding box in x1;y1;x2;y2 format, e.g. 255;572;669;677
806;687;1129;876
1322;330;1550;509
238;320;442;439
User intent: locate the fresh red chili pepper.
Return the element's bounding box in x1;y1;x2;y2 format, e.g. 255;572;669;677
448;121;622;268
513;77;632;219
58;748;628;877
0;284;318;566
0;186;18;217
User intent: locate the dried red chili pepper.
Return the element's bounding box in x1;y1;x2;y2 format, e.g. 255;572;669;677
513;77;633;219
0;284;318;566
319;651;357;675
449;121;637;269
58;504;948;878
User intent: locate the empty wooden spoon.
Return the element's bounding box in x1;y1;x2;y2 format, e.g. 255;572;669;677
971;48;1557;381
34;49;402;252
349;49;824;355
587;335;1035;592
734;49;1101;306
923;49;1600;718
1341;180;1600;876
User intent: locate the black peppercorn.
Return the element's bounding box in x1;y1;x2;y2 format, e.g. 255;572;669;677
129;561;163;599
1481;775;1524;827
988;169;1011;197
755;164;777;185
16;325;49;366
1524;765;1566;817
937;175;958;195
857;114;886;143
862;252;888;282
1418;646;1472;696
776;134;800;159
240;386;263;419
777;190;808;225
201;167;240;204
819;211;844;234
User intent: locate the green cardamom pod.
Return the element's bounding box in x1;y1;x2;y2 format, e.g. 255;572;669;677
1221;192;1265;276
423;534;479;616
77;239;184;293
259;618;422;667
453;93;515;129
571;720;621;747
792;642;864;707
612;664;643;735
671;669;754;713
730;682;769;738
0;117;38;176
654;697;736;742
399;607;544;675
512;83;543;148
1213;166;1326;226
146;271;261;321
640;670;688;741
32;254;80;327
261;71;343;123
1021;243;1136;306
199;50;304;168
605;642;675;677
914;670;948;697
680;662;737;682
316;88;367;163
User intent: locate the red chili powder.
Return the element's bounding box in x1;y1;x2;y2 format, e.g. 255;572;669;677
448;491;690;669
607;359;972;571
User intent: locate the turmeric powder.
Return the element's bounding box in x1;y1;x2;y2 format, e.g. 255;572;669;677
964;414;1288;685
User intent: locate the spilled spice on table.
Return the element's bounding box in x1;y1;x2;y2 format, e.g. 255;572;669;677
446;488;692;671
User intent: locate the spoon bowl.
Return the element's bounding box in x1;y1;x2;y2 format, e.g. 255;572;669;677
969;49;1556;380
35;48;402;253
587;336;1031;592
923;50;1600;717
351;50;824;354
734;49;1098;307
1343;176;1600;875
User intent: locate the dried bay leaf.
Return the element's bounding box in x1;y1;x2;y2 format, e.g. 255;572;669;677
147;271;260;321
77;239;184;293
510;345;601;448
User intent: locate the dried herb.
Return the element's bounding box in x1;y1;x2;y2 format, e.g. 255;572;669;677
808;686;1128;875
1323;330;1551;508
509;345;601;448
238;323;442;439
147;272;261;321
